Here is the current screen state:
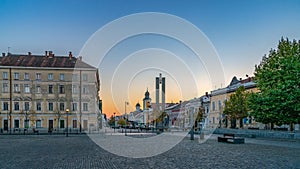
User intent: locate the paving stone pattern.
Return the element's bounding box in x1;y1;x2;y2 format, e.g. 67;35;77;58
0;135;299;169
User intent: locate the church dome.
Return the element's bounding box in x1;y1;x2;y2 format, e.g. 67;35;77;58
144;89;150;99
136;103;141;107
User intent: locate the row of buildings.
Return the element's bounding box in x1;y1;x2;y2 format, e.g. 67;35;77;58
0;51;101;133
124;75;287;131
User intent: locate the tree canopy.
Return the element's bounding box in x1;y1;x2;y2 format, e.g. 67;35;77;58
249;38;300;128
224;86;249;128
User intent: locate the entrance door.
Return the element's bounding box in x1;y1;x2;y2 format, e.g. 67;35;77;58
49;120;53;130
83;120;88;130
4;120;8;131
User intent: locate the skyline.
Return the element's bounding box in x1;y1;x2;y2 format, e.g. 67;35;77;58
1;0;300;115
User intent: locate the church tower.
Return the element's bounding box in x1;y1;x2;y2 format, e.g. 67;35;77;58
143;89;151;110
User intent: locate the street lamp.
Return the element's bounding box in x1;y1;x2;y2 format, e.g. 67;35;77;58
66;108;70;137
125;101;128;136
113;112;116;133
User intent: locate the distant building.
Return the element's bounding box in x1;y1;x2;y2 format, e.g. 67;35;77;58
0;51;100;133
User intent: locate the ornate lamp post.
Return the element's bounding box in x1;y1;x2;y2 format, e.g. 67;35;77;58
66;108;70;137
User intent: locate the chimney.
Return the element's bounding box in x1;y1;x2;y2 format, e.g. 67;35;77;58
69;51;72;59
205;92;208;97
45;51;48;57
2;53;5;57
78;56;82;61
49;51;54;58
28;52;31;56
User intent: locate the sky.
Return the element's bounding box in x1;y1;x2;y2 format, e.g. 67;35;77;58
1;0;300;116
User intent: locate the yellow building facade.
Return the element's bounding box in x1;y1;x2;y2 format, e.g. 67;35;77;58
209;76;258;128
0;52;100;133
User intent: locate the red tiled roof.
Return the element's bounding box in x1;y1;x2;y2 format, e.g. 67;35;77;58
0;53;95;69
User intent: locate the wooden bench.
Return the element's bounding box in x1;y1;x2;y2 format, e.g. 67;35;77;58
218;133;245;144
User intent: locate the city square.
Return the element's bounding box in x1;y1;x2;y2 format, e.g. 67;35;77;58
0;133;300;169
1;1;300;169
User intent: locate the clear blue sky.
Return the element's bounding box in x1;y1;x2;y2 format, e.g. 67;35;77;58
1;0;300;114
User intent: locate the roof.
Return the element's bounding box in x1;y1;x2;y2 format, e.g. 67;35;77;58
0;53;96;69
211;76;256;96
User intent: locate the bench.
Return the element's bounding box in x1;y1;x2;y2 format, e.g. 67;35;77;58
218;133;245;144
32;128;39;135
248;127;259;130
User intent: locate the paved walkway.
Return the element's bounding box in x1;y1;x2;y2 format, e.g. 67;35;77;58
0;134;299;169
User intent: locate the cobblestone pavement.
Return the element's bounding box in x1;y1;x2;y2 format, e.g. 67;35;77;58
0;134;299;169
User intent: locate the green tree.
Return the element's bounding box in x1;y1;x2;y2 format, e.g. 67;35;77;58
224;86;249;128
249;38;300;131
117;118;126;127
194;107;205;130
108;115;115;126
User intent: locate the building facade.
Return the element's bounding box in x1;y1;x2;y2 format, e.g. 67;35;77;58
0;52;100;133
209;76;258;128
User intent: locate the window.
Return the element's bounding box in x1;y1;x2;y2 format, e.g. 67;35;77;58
14;84;20;92
36;102;41;111
3;102;8;111
60;120;65;128
48;73;53;80
73;120;77;128
218;100;222;110
72;74;78;81
14;102;20;111
14;119;20;128
24;102;30;111
14;72;19;80
2;83;8;92
2;72;8;79
36;120;42;128
212;102;215;111
83;103;88;111
82;85;88;94
36;85;41;93
24;73;29;80
72;85;78;94
48;85;53;94
48;102;54;111
24;84;30;93
59;85;65;94
59;74;64;81
82;74;88;81
72;103;77;111
36;73;41;80
59;102;65;111
24;119;29;128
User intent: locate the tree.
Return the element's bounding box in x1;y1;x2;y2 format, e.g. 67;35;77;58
108;115;115;126
249;38;300;131
117;118;126;127
223;86;249;128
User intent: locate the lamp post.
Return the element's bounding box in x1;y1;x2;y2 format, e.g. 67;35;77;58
113;112;116;133
190;108;194;140
125;101;128;136
66;108;69;137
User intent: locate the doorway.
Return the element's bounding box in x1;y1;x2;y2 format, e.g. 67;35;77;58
48;120;53;130
83;120;88;130
4;120;8;131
